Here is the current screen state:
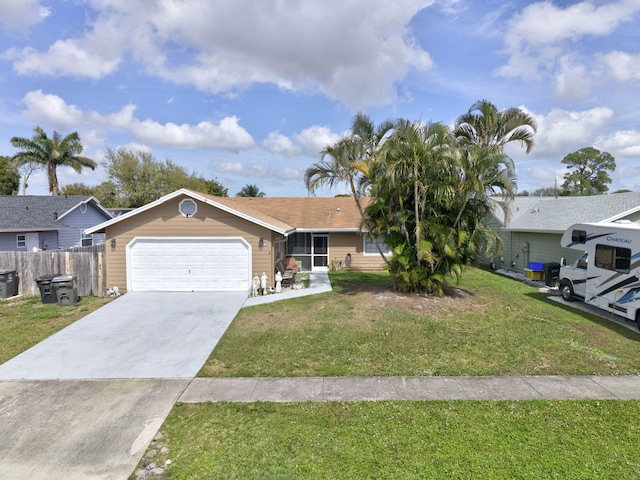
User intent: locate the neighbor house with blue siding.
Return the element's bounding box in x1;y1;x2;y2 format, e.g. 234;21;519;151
484;192;640;273
0;196;112;251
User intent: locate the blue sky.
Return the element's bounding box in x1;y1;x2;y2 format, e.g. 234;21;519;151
1;0;639;197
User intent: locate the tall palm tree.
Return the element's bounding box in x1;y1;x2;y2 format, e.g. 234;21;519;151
382;120;456;255
305;112;394;264
453;99;537;154
10;126;96;196
236;184;265;197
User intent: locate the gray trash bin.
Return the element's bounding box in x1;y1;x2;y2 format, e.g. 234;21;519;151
51;275;79;306
0;269;18;299
36;273;61;304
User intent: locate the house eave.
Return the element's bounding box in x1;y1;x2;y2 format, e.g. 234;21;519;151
85;189;293;235
57;196;113;222
294;228;361;233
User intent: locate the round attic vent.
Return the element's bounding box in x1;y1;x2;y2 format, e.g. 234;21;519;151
179;198;197;217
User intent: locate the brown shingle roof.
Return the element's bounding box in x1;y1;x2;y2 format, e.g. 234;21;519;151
199;194;295;233
211;196;372;230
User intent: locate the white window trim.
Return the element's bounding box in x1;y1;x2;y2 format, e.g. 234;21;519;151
16;234;26;249
179;198;198;217
81;230;93;247
363;235;391;256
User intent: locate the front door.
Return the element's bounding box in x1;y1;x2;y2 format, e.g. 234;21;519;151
312;234;328;271
26;233;39;251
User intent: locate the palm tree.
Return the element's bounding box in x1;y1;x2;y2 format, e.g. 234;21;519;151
236;184;265;197
10;126;96;196
304;112;394;264
453;99;537;154
453;99;535;251
382;120;456;258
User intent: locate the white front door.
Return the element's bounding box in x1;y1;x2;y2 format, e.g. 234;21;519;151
127;237;251;292
312;234;329;271
26;233;39;251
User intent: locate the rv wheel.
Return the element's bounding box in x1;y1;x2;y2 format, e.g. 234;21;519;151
560;280;574;302
636;311;640;333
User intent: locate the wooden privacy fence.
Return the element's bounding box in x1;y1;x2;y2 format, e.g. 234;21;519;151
0;245;105;297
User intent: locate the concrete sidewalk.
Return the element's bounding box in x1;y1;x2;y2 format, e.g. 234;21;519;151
180;375;640;402
243;271;332;307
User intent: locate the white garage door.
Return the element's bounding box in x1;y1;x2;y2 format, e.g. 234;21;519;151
127;237;250;292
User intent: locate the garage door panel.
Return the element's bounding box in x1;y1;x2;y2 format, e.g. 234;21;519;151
128;238;250;292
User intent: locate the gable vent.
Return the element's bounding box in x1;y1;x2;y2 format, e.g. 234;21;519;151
179;198;197;217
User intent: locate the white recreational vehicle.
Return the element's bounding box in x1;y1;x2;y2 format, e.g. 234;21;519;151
558;221;640;330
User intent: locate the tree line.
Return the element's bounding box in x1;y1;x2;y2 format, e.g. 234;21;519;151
0;127;268;203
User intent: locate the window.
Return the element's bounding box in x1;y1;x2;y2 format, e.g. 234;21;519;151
286;233;311;256
577;253;588;270
81;231;93;247
364;235;391;256
572;229;587;244
179;198;197;217
16;234;26;249
594;244;631;272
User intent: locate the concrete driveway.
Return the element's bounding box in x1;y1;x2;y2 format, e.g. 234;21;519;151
0;291;246;479
0;291;247;379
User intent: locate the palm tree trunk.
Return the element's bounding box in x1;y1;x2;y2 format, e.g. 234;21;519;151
48;162;60;196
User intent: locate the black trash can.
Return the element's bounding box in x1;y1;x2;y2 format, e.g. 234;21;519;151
51;275;78;307
0;269;18;299
36;273;61;304
543;262;561;287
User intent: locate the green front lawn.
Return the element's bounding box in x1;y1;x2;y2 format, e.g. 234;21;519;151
200;268;640;377
0;295;111;364
151;400;640;479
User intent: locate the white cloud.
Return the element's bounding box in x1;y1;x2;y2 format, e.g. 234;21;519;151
600;51;640;82
597;130;640;157
20;90;254;150
497;0;640;98
521;106;615;157
0;0;49;31
4;0;434;109
296;125;343;155
217;162;245;174
22;90;83;127
553;56;595;101
262;131;301;156
281;167;302;181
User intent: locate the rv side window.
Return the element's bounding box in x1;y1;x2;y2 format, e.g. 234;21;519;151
572;230;587;244
594;245;631;273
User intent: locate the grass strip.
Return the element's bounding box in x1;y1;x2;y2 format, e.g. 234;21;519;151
151;400;640;479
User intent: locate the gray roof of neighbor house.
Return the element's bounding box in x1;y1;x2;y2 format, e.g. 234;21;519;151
0;195;110;232
494;192;640;233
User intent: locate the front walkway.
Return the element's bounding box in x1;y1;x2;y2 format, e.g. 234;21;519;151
243;271;332;307
180;375;640;402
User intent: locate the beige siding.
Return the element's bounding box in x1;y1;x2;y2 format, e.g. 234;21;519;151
329;232;387;271
104;195;274;292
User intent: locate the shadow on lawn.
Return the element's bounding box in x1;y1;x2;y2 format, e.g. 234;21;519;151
328;270;475;298
527;291;640;342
